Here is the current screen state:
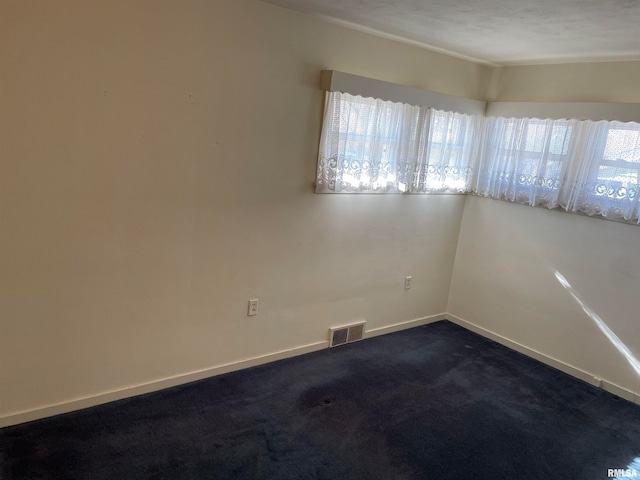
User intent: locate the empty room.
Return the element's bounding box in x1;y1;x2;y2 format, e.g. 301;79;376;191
1;0;640;478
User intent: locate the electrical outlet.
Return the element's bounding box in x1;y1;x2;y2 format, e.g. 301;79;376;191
404;276;412;290
248;299;258;316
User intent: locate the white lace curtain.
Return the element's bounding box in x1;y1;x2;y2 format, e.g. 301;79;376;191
474;117;578;208
316;92;481;194
474;118;640;222
316;92;424;193
560;121;640;222
316;91;640;224
412;110;482;194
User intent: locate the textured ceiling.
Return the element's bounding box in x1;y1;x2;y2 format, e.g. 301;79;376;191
261;0;640;65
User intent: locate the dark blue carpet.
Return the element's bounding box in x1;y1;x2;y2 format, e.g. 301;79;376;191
2;320;640;479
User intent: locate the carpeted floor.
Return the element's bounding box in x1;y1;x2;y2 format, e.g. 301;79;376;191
1;320;640;479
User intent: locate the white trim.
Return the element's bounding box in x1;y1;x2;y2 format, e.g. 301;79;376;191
0;341;328;428
366;313;447;338
264;2;640;66
499;55;640;67
3;312;636;427
446;314;639;404
309;14;498;67
0;314;446;428
320;70;487;116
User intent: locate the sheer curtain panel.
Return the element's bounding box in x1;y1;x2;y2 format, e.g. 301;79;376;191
315;92;481;194
474;117;577;208
411;110;483;193
315;88;640;224
560;121;640;222
316;91;426;193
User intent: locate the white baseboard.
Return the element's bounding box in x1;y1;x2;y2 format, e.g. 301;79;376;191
0;340;329;428
366;313;447;338
4;312;636;428
446;314;639;405
0;313;446;428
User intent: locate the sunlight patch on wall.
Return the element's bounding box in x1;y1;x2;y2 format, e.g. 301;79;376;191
554;271;640;378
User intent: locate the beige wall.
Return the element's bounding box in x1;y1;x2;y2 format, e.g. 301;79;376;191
487;62;640;102
3;0;639;425
0;0;490;422
450;60;640;398
449;197;640;397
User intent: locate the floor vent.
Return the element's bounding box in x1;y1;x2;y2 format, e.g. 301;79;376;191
329;322;365;348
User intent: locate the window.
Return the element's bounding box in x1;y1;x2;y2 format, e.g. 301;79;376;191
315;88;640;224
411;110;482;193
316;92;481;194
561;121;640;221
316;91;423;193
474;117;576;208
